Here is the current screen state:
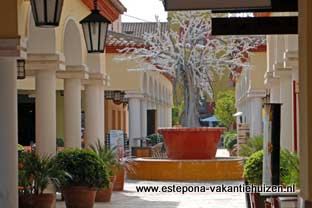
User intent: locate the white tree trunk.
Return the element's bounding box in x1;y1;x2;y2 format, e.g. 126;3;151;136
181;72;200;127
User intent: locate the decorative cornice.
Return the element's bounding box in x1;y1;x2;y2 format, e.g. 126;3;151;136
0;37;27;59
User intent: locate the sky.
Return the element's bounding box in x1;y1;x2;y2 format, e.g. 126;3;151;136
120;0;168;22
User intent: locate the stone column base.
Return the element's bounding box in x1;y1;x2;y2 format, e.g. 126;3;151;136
299;198;312;208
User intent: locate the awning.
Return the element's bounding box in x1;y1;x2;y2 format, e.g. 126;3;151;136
233;112;243;117
200;116;219;122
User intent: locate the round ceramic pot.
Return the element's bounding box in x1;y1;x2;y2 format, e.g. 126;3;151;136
95;176;116;202
158;127;225;159
63;186;96;208
19;193;55;208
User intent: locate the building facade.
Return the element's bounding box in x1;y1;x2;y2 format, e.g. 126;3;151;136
0;1;173;207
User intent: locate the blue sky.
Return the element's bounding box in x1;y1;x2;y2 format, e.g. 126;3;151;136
120;0;168;22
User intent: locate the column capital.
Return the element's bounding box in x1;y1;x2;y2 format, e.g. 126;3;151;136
125;91;145;99
273;66;292;78
57;65;89;80
284;50;298;69
247;89;266;98
83;72;107;86
0;37;27;59
264;71;280;87
26;53;65;76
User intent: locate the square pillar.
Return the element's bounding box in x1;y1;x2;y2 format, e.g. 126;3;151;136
299;0;312;205
275;68;293;151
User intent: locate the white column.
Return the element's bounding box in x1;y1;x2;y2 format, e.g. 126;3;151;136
167;105;172;127
128;97;142;147
85;84;104;147
157;103;161;128
0;58;18;208
159;104;164;127
250;97;263;137
274;35;286;65
141;99;147;138
64;79;81;148
99;85;105;142
163;105;168;127
36;70;56;155
278;69;293;151
266;35;275;73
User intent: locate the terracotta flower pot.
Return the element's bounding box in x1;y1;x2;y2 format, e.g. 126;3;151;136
19;193;55;208
113;168;125;191
158;127;225;159
95;176;116;202
63;186;96;208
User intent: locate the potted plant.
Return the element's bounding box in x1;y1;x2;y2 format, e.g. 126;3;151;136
56;138;64;152
90;140;121;202
223;131;237;156
55;149;110;208
18;152;65;208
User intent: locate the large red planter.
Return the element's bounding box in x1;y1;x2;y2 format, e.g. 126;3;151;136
158;128;225;159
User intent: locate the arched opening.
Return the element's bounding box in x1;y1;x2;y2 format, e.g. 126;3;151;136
63;18;84;66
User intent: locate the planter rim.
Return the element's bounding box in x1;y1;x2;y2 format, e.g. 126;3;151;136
158;127;226;132
19;193;55;198
63;186;98;191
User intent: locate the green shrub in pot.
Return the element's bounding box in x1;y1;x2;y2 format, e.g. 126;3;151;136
223;131;237;152
244;149;299;186
54;149;110;208
55;149;109;188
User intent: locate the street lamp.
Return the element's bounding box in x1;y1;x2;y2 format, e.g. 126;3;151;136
30;0;64;27
80;0;111;53
17;59;26;80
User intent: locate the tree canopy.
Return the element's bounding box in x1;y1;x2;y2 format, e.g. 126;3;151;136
215;90;236;128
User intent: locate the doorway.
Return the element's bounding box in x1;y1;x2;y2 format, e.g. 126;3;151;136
147;110;156;136
18;95;36;146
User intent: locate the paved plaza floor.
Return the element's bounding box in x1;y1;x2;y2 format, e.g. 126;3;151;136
56;149;245;208
56;180;246;208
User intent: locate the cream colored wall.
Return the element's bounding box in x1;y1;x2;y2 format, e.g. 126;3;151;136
105;53;142;91
249;52;267;90
17;0;90;62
